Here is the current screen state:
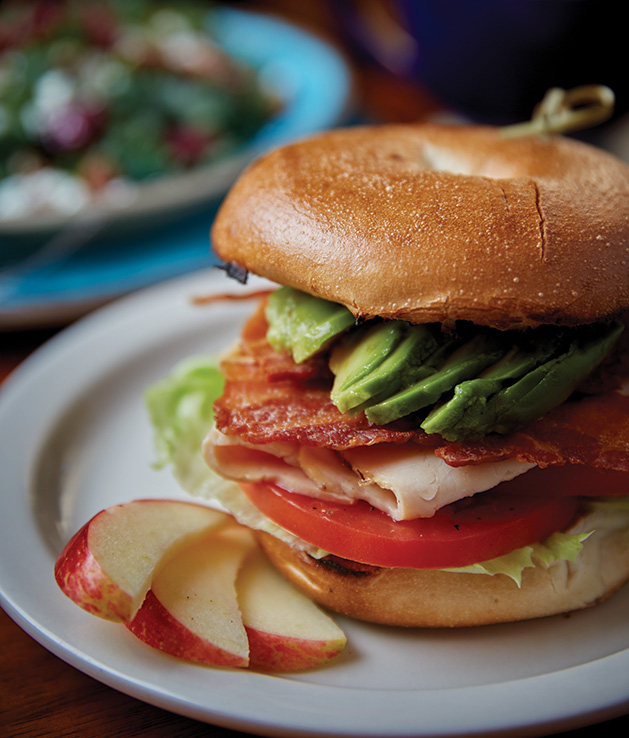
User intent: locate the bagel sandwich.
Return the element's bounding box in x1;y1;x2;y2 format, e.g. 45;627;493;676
149;123;629;628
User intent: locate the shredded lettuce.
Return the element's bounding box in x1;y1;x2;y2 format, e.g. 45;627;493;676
145;355;628;582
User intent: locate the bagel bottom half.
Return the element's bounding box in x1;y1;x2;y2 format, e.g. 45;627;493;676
255;523;629;628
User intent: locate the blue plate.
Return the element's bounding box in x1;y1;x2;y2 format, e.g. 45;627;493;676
0;9;352;328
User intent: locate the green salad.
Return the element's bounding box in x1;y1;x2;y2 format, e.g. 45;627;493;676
0;0;277;219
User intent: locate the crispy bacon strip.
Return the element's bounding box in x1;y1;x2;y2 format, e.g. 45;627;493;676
220;301;330;383
192;288;273;306
215;300;629;469
215;378;433;448
436;392;629;471
220;343;321;383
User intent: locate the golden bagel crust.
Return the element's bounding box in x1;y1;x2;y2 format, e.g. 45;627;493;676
211;124;629;329
256;524;629;628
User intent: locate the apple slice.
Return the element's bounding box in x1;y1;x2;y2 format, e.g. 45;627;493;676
127;525;256;667
54;499;230;622
239;550;347;672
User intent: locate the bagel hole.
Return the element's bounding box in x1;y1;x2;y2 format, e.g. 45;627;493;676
421;144;477;176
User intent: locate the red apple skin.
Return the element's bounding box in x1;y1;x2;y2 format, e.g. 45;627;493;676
245;626;345;672
127;591;249;669
54;517;133;623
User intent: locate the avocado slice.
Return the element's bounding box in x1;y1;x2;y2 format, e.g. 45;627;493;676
331;323;442;414
266;287;355;363
330;320;407;412
265;287;625;443
422;320;624;441
489;320;624;435
421;332;562;440
365;330;509;425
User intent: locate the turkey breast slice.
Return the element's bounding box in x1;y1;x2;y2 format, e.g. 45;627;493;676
203;428;535;521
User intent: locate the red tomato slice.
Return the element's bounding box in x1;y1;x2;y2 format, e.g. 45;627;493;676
240;481;582;569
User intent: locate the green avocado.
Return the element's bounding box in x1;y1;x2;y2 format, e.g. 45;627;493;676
489;320;624;435
330;320;406;412
364;330;509;426
330;323;442;414
422;321;624;441
421;332;562;440
265;286;355;363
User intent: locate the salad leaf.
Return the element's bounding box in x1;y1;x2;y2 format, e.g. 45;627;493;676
446;496;629;585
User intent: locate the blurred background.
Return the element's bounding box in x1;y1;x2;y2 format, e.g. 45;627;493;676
1;0;628;334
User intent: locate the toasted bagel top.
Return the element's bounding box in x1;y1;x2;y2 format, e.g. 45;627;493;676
211;124;629;329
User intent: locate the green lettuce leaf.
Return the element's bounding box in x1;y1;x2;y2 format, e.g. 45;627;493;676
585;495;629;516
444;531;592;586
444;496;629;585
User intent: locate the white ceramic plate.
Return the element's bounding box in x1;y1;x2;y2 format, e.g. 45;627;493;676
0;269;628;738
